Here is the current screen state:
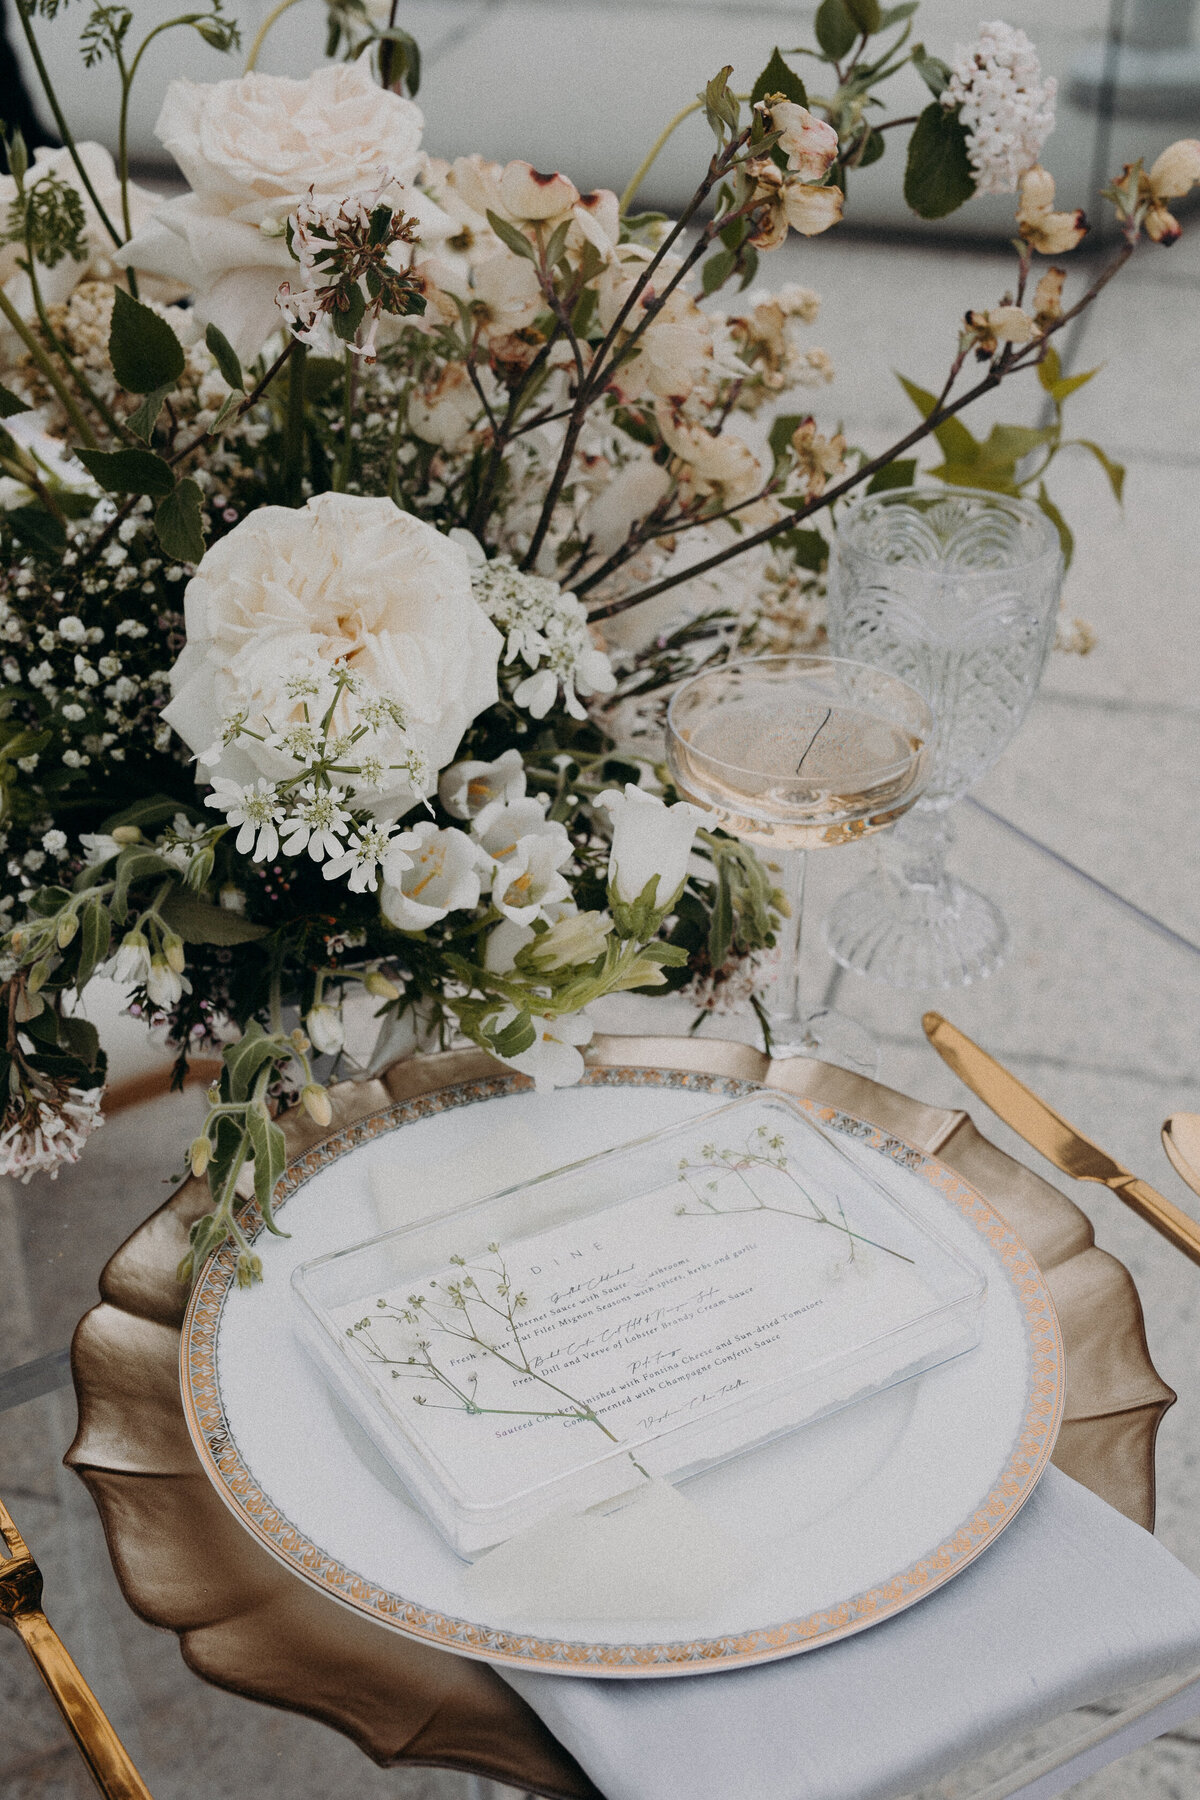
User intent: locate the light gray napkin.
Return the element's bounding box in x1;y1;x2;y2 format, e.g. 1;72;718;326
500;1468;1200;1800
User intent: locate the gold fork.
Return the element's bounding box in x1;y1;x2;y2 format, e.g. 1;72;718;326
0;1489;154;1799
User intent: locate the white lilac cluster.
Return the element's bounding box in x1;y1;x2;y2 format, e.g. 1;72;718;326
945;22;1057;195
469;557;617;720
0;1086;104;1183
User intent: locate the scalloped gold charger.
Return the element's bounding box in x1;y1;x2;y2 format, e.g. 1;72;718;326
178;1057;1066;1678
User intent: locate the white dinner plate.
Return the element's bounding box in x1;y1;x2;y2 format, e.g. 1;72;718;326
182;1066;1063;1677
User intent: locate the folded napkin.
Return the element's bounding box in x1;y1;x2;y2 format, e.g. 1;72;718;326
500;1467;1200;1800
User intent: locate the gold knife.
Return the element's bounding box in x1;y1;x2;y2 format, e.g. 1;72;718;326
0;1490;154;1799
923;1012;1200;1269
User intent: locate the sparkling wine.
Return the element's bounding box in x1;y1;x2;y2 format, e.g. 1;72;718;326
670;695;927;850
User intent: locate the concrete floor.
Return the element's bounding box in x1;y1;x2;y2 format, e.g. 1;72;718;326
3;66;1200;1800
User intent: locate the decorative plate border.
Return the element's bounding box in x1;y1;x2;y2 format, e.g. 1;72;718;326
180;1066;1064;1677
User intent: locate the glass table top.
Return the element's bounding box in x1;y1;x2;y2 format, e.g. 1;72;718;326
3;792;1200;1800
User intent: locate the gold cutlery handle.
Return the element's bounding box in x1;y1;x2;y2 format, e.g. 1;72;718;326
10;1608;154;1800
1112;1176;1200;1270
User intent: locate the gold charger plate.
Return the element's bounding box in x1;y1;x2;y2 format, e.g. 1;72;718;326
67;1039;1176;1788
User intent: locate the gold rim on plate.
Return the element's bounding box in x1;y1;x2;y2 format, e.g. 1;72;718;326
180;1063;1065;1676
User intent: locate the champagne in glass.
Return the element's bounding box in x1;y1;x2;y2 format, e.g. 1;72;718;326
667;655;933;1070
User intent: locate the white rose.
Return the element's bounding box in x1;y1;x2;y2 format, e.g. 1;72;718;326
163;493;502;821
0;144;162;357
596;783;705;910
117;62;452;360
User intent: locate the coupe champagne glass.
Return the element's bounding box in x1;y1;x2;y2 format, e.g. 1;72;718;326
824;487;1063;988
666;654;933;1072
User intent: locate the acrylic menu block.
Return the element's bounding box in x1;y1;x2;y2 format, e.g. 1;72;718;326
291;1092;986;1558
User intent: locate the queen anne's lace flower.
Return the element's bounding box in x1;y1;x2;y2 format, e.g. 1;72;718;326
206;776;285;862
280;783;353;862
946;22;1056;195
320;823;403;894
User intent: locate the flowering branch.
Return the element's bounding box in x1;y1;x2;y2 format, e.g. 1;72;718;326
585;233;1138;625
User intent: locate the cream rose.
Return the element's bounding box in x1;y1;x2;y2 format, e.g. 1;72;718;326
118;62;451;360
163;493;502;821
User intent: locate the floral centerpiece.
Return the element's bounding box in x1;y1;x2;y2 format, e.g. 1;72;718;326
0;0;1195;1283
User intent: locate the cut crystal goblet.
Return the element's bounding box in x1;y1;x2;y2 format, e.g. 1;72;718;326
823;487;1063;989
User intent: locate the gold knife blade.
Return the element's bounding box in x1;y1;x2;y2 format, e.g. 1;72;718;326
923;1012;1200;1269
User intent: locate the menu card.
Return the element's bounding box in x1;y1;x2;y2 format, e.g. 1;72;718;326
332;1119;958;1515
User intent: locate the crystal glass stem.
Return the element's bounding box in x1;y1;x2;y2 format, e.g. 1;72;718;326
764;847;806;1042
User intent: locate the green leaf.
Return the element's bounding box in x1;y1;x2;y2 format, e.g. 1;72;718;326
896;372;979;463
1073;438;1125;504
159;891;270;945
206;390;242;436
224;1021;281;1104
126;384;172;443
929;459;1018;495
543;217;572;270
59;1013;103;1071
1047;365;1100;405
878;2;919;26
74;897;111;988
375;23;420;93
903;101;975;219
0;382;30;419
28;885;72;917
104;795;190;834
784;527;828;571
910;44;951;97
112;848;176;918
109;287;185;394
768;411;808;466
708;867;734;970
155;478;205;564
6;506;65;554
854;127;886;168
933;414;980;462
75;446;175;496
701;247;736;295
485;209;537;262
332;282;366;343
702;65;739;140
204;322;244;392
207;1112;246;1206
1035;481;1073;569
867;458;918;493
751;47;808;109
245;1103;289;1234
815;0;857;59
489;1008;536;1059
978;422;1053;467
842;0;882;33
